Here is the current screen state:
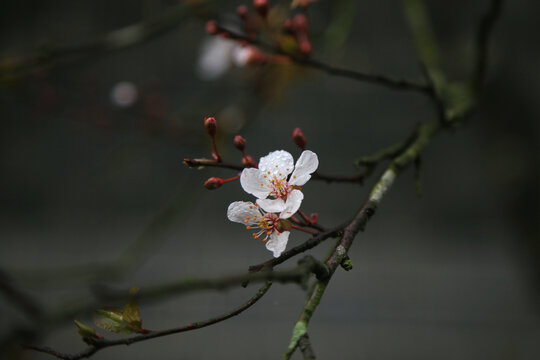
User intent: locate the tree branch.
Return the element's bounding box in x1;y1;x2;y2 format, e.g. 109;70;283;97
298;333;317;360
216;26;433;95
183;157;370;184
0;1;217;81
25;282;272;360
284;121;441;359
248;223;346;274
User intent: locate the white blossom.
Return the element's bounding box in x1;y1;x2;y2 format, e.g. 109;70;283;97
240;150;318;219
227;201;290;257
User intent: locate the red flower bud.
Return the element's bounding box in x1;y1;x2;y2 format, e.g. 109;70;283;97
292;14;311;55
237;5;248;19
292;14;309;33
203;116;217;136
242;155;257;168
283;19;294;34
299;40;312;55
204;177;224;190
292;128;306;149
233;135;246;151
253;0;269;17
205;20;219;35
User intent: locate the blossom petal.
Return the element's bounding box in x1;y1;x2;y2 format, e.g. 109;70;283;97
227;201;261;225
240;168;271;198
256;198;286;213
289;150;319;186
258;150;294;179
265;231;290;257
196;37;235;81
280;189;304;219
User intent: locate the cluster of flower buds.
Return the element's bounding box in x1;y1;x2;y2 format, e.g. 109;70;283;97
184;115;321;257
185;116;312;195
282;14;312;56
204;0;315;68
233;135;258;168
184;116;261;190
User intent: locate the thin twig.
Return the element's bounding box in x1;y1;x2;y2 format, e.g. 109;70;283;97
0;1;217;81
92;255;330;307
354;123;421;168
25;282;272;360
218;26;433;95
184;157;368;184
298;334;316;360
296;57;432;94
248;223;346;274
296;210;326;232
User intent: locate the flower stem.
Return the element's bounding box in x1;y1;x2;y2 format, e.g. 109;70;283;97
222;175;240;183
297;210;312;225
291;225;318;235
211;136;221;162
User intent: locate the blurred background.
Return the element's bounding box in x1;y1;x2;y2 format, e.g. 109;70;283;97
1;0;539;359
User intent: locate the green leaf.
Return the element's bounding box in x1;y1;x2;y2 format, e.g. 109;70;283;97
94;308;134;334
93;288;147;334
74;320;99;339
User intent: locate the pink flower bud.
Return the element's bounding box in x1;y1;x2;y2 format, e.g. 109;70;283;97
292;14;309;33
205;20;219;35
204;177;224;190
292;14;311;55
253;0;269;17
203;116;217;136
233;135;246;151
283;19;294;34
242;155;257;168
237;5;248;19
292;128;306;149
299;40;312;55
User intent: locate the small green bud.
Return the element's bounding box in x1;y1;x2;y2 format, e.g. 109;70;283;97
341;259;353;271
